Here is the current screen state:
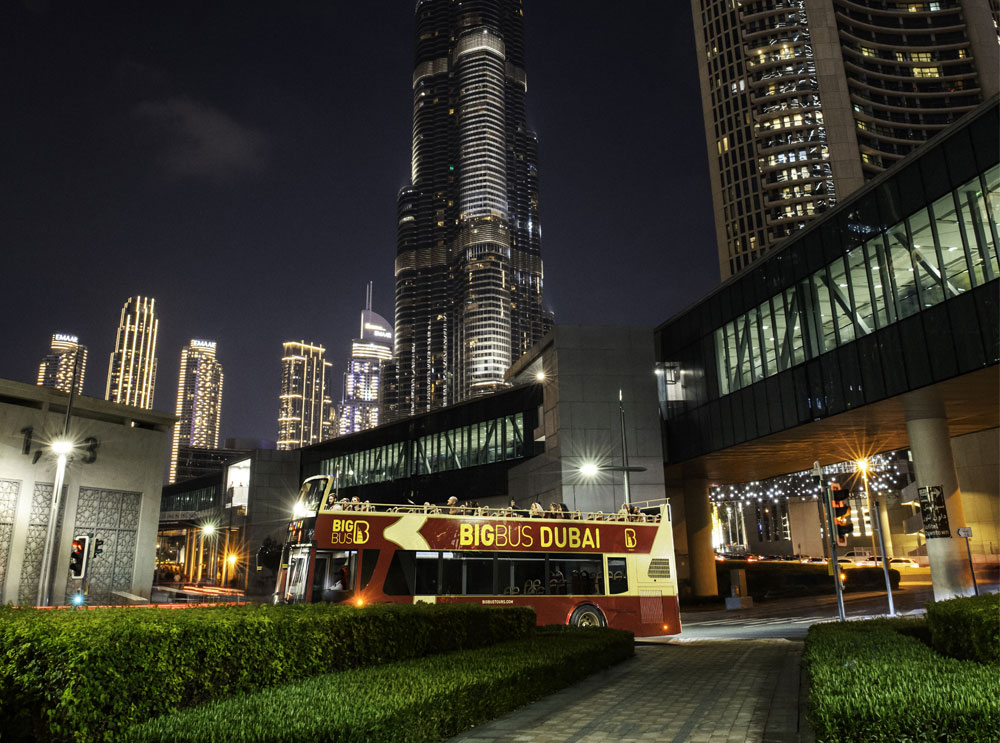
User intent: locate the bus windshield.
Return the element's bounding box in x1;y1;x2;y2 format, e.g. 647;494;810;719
298;479;327;514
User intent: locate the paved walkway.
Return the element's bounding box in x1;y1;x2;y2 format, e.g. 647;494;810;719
447;638;811;743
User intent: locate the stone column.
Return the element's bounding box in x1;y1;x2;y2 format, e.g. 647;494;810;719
904;388;974;600
683;477;718;596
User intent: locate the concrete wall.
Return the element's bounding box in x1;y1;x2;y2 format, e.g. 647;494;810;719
952;427;1000;561
508;326;668;515
0;381;172;605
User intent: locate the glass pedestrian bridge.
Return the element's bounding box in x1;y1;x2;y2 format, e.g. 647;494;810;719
656;97;998;471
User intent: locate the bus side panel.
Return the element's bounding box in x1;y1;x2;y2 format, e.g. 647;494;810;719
429;595;680;637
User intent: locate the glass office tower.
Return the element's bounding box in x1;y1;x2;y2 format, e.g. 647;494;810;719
692;0;999;278
338;286;394;436
169;340;224;483
393;0;548;418
37;333;87;395
277;341;332;450
105;295;159;409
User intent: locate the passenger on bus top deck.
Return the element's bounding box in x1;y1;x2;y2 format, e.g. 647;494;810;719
447;496;460;515
529;502;544;518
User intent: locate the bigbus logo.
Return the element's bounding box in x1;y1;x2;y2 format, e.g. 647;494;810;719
625;528;637;550
331;520;369;545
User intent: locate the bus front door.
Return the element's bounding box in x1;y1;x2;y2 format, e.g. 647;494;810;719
283;546;313;603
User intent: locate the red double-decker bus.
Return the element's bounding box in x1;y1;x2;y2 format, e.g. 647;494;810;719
273;475;681;637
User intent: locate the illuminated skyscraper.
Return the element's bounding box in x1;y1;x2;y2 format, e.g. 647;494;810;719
105;296;159;409
393;0;549;418
277;341;332;450
169;340;224;483
338;285;393;436
37;333;87;395
692;0;999;278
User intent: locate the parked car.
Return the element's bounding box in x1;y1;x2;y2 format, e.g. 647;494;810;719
842;550;874;565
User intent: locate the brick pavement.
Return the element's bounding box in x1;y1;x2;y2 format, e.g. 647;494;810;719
447;639;812;743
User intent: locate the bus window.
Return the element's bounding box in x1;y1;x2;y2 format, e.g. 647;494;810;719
299;478;327;513
314;550;357;602
559;554;603;595
442;551;492;595
415;552;438;594
384;551;438;595
498;552;545;595
360;549;379;590
607;557;628;595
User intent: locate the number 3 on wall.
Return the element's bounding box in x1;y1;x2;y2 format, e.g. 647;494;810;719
82;437;99;464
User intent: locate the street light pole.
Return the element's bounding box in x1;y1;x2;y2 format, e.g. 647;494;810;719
618;389;631;506
36;352;81;606
859;459;895;615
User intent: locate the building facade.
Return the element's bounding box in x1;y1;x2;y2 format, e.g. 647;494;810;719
277;341;332;450
392;0;549;418
157;448;300;598
656;100;998;599
37;333;87;395
0;378;173;606
692;0;1000;278
160;325;672;598
169;340;224;483
338;288;393;436
105;295;159;409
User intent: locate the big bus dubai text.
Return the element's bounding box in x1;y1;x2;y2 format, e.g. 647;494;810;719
273;475;681;637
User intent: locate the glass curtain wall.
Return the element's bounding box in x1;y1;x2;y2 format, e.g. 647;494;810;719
320;412;525;487
715;166;998;394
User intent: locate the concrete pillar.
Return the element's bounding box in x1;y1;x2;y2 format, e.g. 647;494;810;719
876;499;893;559
904;388;974;600
683;477;718;596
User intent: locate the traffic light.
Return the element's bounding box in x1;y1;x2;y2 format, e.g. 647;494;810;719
831;484;852;547
92;538;104;557
69;535;90;579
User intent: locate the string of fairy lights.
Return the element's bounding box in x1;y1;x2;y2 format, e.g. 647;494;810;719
709;451;913;507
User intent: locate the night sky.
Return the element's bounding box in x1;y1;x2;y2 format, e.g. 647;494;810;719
2;1;718;444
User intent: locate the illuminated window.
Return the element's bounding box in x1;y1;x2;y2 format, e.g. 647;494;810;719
913;67;941;78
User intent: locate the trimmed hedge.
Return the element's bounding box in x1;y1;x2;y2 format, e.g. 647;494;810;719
804;618;1000;742
125;627;635;743
0;602;534;743
716;560;899;599
926;592;1000;665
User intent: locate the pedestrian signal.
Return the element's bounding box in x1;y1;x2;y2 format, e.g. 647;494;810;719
69;535;90;579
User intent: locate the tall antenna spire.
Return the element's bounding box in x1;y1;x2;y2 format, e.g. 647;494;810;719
365;281;372;311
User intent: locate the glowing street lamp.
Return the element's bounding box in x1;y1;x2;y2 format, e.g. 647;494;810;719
857;458;895;615
36;438;75;606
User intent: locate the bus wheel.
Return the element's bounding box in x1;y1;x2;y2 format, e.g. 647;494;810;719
569;605;606;628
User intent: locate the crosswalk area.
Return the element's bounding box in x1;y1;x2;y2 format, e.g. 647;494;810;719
683;614;829;627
